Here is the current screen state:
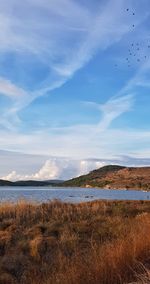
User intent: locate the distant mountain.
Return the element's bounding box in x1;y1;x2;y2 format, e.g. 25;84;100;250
0;179;64;187
0;179;13;186
62;165;150;190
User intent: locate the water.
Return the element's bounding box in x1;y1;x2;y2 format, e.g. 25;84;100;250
0;186;150;203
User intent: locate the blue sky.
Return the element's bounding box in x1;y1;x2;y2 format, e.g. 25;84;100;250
0;0;150;180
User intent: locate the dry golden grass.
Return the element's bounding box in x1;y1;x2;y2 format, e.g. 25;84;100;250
0;200;150;283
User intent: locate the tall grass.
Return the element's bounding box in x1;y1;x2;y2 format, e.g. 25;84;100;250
0;200;150;283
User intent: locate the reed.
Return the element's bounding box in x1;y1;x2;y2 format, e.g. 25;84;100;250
0;200;150;284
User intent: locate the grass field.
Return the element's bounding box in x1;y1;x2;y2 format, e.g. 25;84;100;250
0;199;150;283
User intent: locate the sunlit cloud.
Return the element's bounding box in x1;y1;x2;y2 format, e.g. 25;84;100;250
1;158;107;181
2;152;150;181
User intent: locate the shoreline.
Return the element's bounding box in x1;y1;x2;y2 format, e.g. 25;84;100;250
0;184;149;191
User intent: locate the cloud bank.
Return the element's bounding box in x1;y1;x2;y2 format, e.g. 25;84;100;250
1;158;107;181
2;154;150;181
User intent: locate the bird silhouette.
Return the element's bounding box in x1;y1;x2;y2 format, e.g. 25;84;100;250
116;9;149;70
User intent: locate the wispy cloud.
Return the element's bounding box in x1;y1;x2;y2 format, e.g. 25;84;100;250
0;120;150;161
0;0;148;129
0;0;149;171
0;77;27;99
98;95;134;130
85;94;134;131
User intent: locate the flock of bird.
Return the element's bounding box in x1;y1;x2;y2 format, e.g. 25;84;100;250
115;8;149;69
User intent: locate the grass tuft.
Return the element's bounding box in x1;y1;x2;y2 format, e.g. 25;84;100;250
0;200;150;283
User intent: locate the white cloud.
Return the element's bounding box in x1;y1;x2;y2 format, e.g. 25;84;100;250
100;95;134;120
0;77;27;99
1;158;107;181
2;153;150;181
1;160;60;181
86;94;134;131
0;0;148;129
0;120;150;161
0;0;149;165
0;149;47;176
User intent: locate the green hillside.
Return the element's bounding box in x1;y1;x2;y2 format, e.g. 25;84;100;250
62;165;150;190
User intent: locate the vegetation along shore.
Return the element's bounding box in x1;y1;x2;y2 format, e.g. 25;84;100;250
0;200;150;283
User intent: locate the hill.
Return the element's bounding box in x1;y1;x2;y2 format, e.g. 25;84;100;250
0;179;13;186
0;179;63;187
62;165;150;190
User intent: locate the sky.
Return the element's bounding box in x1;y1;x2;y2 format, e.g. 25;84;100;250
0;0;150;180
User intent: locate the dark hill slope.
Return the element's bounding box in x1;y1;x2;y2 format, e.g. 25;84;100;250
0;179;13;186
0;180;63;187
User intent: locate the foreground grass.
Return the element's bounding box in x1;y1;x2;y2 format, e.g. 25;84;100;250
0;200;150;283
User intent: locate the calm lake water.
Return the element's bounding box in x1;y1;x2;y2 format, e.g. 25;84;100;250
0;186;150;203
